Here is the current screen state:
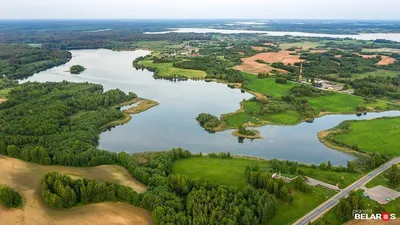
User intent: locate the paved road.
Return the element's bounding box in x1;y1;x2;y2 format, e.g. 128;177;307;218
306;176;341;192
293;157;400;225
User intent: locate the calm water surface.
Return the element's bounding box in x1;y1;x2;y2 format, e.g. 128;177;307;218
22;49;400;165
146;28;400;42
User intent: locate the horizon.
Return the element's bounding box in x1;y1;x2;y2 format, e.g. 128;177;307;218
2;0;400;20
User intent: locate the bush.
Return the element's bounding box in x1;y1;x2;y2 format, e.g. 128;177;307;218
0;185;23;208
275;77;287;84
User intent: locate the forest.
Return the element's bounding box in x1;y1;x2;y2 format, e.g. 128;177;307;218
0;44;71;79
0;81;137;167
41;149;279;225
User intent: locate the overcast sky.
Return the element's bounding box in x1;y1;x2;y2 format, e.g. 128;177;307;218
1;0;399;20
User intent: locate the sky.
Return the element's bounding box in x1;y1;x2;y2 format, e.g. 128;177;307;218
1;0;399;20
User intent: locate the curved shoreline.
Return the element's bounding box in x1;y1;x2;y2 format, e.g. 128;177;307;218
124;99;159;114
317;129;369;158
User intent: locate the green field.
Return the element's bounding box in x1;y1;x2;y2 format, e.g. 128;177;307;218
279;42;323;50
327;69;399;80
243;73;298;97
304;93;364;114
138;60;206;78
133;41;181;51
366;164;400;191
172;157;268;187
333;117;400;156
172;157;339;225
223;101;301;127
267;184;336;225
172;157;360;189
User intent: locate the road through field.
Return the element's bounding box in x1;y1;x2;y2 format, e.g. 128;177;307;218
293;157;400;225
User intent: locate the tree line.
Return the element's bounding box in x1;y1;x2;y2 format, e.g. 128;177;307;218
0;44;71;79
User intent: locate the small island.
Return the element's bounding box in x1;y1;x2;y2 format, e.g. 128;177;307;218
69;65;86;74
232;125;262;139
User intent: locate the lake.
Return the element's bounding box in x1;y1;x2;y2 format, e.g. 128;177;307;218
145;28;400;42
22;49;400;165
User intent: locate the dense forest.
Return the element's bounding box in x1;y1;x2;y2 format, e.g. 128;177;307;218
0;81;137;167
0;20;210;50
0;44;71;79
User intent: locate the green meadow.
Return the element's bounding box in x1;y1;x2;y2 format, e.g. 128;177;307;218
137;60;206;78
172;157;344;225
334;117;400;156
243;73;297;97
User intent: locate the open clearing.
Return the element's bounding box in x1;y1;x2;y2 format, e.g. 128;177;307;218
234;51;303;74
138;60;206;78
356;54;396;65
172;157;360;189
0;156;152;225
279;42;322;50
377;55;396;65
333;117;400;156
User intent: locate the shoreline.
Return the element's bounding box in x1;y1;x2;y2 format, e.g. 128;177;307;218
317;129;369;158
124;99;159;114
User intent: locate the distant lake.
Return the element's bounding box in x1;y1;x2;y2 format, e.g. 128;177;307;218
21;49;400;165
145;28;400;42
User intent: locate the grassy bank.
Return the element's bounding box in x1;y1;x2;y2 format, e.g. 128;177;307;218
124;99;159;114
172;157;360;189
327;117;400;156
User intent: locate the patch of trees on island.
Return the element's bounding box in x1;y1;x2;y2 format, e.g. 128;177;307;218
195;113;221;131
69;65;86;74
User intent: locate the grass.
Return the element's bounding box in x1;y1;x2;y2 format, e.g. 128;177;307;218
172;157;268;187
334;117;400;156
0;88;10;98
172;157;360;189
327;69;399;80
304;93;364;114
133;41;181;51
279;42;323;50
243;73;298;97
353;70;399;79
366;164;400;191
138;60;206;78
172;157;340;225
267;184;336;225
223;101;302;127
124;99;159;114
